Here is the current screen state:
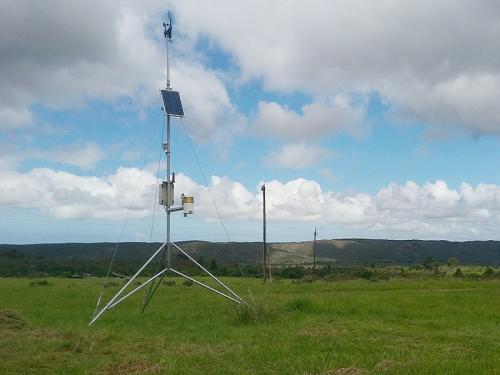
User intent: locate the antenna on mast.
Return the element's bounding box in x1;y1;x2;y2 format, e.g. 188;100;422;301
163;13;173;88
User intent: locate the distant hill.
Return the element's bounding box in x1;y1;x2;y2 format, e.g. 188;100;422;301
1;239;499;267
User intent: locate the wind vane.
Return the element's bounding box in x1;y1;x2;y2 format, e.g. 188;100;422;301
163;16;172;41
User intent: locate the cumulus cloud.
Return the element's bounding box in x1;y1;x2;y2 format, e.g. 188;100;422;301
41;142;105;170
253;94;365;140
0;142;105;170
2;166;500;239
173;62;246;147
0;167;156;219
0;0;244;146
173;0;500;134
264;142;332;169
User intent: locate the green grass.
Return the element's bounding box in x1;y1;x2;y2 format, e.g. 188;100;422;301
0;277;499;374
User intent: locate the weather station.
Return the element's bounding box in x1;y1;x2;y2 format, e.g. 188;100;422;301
89;16;246;326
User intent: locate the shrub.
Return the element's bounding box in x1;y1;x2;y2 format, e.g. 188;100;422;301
453;268;463;278
482;268;495;278
279;266;306;279
357;269;376;280
447;257;460;267
182;279;194;286
29;279;51;287
104;281;119;288
285;298;316;313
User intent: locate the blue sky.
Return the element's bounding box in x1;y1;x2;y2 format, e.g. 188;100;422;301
2;1;500;244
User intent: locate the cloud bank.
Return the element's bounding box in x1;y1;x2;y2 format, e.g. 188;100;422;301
175;0;500;135
2;166;500;239
0;0;244;146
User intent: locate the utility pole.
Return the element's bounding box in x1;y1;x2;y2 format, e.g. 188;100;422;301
261;184;267;282
313;227;317;270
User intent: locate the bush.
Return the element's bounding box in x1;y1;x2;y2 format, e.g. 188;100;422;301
357;269;376;280
279;266;306;279
454;268;463;278
182;279;194;286
447;257;460;267
292;274;318;284
285;298;316;312
162;280;176;286
29;279;51;287
482;268;495;278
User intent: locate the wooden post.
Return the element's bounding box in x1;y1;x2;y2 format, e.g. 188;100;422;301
261;184;267;282
313;227;317;271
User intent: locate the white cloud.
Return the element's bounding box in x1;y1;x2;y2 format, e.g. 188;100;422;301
2;166;500;239
173;62;246;147
41;142;105;170
0;142;105;170
0;107;33;129
2;1;499;137
173;0;500;134
0;167;156;220
0;0;245;146
264;142;332;169
253;95;364;140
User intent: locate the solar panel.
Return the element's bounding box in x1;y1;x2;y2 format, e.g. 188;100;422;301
160;89;184;117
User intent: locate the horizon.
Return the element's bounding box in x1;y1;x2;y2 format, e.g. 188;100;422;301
3;237;498;246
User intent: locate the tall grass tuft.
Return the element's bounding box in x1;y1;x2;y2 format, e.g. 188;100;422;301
0;309;27;330
285;297;317;313
233;301;279;325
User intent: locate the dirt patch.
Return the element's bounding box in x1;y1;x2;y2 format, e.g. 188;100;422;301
440;345;475;356
0;309;27;330
374;359;397;371
423;288;479;293
170;342;225;357
298;325;343;337
331;367;367;375
98;360;162;375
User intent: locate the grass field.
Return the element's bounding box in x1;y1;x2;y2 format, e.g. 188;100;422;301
0;277;499;374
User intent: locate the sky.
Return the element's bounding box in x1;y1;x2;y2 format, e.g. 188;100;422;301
1;0;500;244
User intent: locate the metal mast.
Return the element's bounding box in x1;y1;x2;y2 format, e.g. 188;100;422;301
261;184;267;282
164;18;173;268
88;16;246;326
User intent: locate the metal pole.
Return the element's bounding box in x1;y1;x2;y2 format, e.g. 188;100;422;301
109;268;168;309
169;268;242;304
166;114;171;268
313;227;317;271
261;184;267;282
89;242;166;325
172;242;246;304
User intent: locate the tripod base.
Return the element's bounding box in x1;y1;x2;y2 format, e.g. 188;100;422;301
89;242;246;326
